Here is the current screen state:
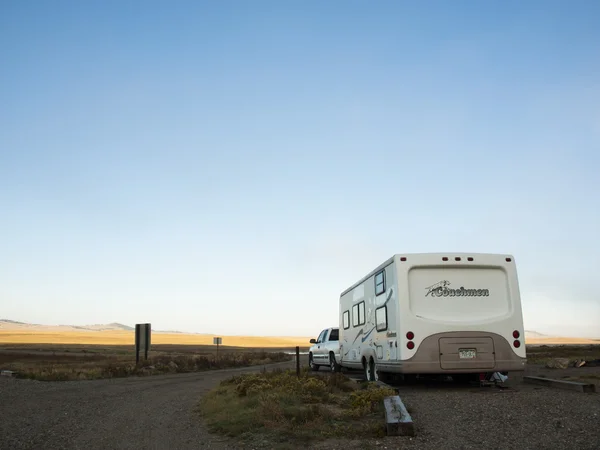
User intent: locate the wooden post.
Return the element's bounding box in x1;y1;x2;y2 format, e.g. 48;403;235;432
144;324;150;361
213;337;222;362
135;323;151;363
296;346;300;377
135;324;140;364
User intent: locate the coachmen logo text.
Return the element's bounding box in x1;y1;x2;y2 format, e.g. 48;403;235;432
425;280;489;297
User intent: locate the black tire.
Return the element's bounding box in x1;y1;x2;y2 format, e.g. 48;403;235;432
370;358;379;382
364;358;378;382
329;353;340;373
309;353;319;371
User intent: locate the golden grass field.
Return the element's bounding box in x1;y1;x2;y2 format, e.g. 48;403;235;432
0;330;313;348
526;337;600;345
0;330;596;348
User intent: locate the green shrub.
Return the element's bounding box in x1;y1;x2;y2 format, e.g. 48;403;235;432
201;370;394;445
347;384;396;416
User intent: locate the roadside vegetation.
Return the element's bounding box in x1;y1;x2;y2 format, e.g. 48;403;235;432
526;344;600;365
0;349;290;381
199;368;397;447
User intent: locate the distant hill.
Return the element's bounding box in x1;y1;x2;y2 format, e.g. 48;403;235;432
76;323;135;331
0;319;28;325
525;330;549;339
0;320;135;333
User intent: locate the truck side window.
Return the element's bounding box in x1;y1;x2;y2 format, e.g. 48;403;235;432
329;329;339;341
316;329;327;344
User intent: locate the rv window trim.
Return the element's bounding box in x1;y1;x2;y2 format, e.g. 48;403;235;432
375;269;386;296
342;310;350;330
352;301;366;327
375;306;388;332
358;301;365;326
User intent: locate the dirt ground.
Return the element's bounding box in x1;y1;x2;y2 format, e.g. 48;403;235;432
2;344;599;450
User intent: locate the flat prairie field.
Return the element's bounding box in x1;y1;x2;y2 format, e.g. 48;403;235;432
0;330;596;349
0;330;312;349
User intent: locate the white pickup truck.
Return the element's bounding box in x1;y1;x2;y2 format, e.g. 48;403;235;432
308;327;341;372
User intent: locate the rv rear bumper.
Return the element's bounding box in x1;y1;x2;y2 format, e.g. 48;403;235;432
379;331;527;374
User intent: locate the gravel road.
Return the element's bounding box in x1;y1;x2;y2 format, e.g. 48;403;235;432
3;361;599;450
0;359;298;450
315;374;600;450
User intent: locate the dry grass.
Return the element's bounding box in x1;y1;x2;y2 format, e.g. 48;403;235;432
526;337;600;345
0;349;290;381
0;330;311;348
525;344;600;365
199;369;397;447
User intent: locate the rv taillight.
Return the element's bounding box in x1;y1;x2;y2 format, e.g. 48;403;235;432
407;341;415;350
513;340;521;348
406;331;414;340
513;330;520;339
442;257;448;261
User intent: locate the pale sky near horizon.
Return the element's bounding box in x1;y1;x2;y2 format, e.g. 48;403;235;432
1;1;599;338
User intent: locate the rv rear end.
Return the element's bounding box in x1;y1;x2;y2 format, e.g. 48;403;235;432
396;253;526;375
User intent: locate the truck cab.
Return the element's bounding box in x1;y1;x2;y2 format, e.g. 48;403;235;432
308;327;341;372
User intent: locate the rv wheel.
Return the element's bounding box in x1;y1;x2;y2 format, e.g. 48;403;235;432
370;358;379;382
364;358;378;382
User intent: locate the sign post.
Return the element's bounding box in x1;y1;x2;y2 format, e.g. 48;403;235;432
213;337;222;361
135;323;151;364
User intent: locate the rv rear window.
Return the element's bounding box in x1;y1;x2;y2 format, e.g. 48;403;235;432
352;301;365;327
343;311;350;329
375;270;385;296
375;306;387;332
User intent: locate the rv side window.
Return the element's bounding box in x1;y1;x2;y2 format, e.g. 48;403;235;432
358;301;365;325
352;301;365;327
375;306;387;331
375;270;385;296
343;311;350;329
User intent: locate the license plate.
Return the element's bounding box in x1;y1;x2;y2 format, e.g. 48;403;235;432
459;349;476;359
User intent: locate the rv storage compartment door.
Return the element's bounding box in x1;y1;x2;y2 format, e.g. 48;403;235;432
439;337;495;370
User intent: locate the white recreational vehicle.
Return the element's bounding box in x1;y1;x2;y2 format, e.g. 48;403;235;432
338;253;527;381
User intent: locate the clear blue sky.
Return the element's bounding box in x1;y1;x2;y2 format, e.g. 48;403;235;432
1;1;599;338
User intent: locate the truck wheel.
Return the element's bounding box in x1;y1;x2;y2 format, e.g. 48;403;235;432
309;353;319;371
329;353;340;373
